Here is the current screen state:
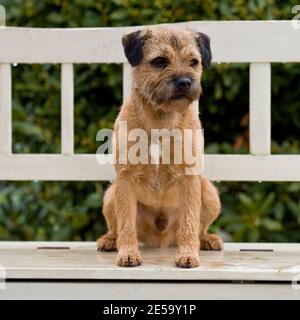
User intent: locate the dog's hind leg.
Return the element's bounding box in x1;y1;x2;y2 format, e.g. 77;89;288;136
199;176;223;251
97;182;117;251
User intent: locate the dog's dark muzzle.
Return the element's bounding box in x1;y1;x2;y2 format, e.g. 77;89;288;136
171;76;195;100
174;76;192;90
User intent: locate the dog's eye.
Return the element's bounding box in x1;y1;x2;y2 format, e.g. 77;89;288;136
190;59;199;67
150;57;168;69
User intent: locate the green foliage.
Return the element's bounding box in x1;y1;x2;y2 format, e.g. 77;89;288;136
0;0;300;241
0;181;107;240
216;182;300;242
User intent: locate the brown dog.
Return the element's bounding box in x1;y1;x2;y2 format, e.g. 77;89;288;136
97;27;223;268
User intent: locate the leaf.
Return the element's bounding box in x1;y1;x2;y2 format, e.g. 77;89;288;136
14;121;43;138
85;193;102;209
260;193;275;214
261;218;282;232
238;193;253;208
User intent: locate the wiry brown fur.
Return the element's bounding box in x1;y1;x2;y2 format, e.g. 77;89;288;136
97;27;223;268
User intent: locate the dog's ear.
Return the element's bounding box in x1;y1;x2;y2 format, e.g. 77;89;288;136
122;30;146;67
195;32;212;69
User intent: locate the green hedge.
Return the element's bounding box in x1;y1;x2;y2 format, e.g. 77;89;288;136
0;0;300;242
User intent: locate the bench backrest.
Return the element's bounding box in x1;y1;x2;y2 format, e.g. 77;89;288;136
0;21;300;182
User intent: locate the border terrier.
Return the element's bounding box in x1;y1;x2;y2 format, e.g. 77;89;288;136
97;27;223;268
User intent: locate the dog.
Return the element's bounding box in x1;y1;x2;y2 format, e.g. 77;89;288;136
97;27;223;268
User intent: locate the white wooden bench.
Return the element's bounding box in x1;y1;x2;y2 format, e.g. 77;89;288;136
0;20;300;299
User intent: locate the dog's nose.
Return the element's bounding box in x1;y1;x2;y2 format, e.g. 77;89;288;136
175;76;192;90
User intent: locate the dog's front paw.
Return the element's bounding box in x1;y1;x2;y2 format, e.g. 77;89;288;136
175;253;200;268
200;234;223;251
97;233;117;252
117;249;142;267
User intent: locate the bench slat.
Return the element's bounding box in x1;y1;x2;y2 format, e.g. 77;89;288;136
0;64;11;155
61;63;74;155
122;62;131;101
0;242;300;281
250;63;271;155
1;282;300;300
0;154;300;181
0;22;300;63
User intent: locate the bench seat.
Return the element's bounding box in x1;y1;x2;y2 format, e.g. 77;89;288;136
0;242;299;299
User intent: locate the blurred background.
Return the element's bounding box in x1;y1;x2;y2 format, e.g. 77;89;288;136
0;0;299;242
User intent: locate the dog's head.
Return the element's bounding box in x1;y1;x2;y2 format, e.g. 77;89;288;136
122;27;212;112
